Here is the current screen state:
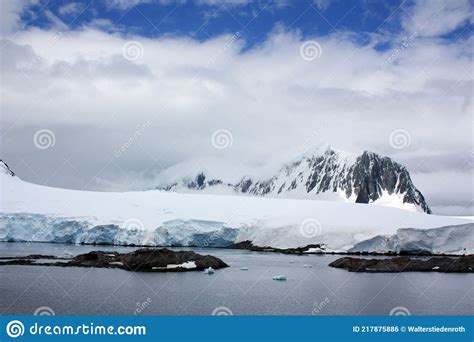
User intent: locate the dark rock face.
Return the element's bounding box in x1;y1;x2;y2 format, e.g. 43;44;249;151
349;152;431;214
0;248;229;272
329;255;474;273
157;149;432;213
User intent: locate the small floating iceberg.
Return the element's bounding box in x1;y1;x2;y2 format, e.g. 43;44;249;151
203;267;215;274
288;260;294;264
272;275;287;281
239;267;248;270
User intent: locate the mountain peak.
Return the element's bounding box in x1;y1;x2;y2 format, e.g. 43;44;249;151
156;147;432;214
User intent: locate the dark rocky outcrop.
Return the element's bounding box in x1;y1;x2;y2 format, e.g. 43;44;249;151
0;248;228;272
350;152;431;213
228;240;328;254
329;255;474;273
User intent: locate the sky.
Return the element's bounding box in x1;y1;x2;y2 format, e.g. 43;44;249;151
0;0;473;215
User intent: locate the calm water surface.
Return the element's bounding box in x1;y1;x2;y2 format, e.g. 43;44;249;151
0;243;472;315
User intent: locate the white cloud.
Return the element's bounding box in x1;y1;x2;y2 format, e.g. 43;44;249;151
58;2;85;16
106;0;151;10
0;0;34;35
43;10;68;30
86;18;116;30
402;0;473;37
411;170;473;216
197;0;252;6
105;0;250;10
314;0;331;11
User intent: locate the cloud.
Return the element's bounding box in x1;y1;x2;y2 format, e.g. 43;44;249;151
402;0;473;37
106;0;152;10
43;10;69;30
0;2;472;215
58;2;85;16
105;0;252;10
314;0;332;12
197;0;252;6
411;170;473;216
86;18;116;30
0;0;33;35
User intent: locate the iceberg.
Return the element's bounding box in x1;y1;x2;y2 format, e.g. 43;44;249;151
203;267;215;274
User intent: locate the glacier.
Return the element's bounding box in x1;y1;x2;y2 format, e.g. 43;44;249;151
349;223;474;255
0;214;239;247
0;160;472;253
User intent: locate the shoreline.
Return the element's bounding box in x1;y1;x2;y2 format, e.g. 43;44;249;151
0;248;228;273
0;240;469;258
0;242;472;273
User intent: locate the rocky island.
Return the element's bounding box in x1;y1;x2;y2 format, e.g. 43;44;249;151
229;240;329;254
329;255;474;273
0;248;228;272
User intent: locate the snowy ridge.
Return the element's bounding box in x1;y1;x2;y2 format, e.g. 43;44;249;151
158;147;432;214
0;160;15;177
349;224;474;255
0;161;470;252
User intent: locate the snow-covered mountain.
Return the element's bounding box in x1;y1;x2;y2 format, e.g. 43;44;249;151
0;159;471;253
157;148;432;214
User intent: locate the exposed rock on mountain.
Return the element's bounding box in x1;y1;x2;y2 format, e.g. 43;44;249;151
158;148;432;213
0;160;15;177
